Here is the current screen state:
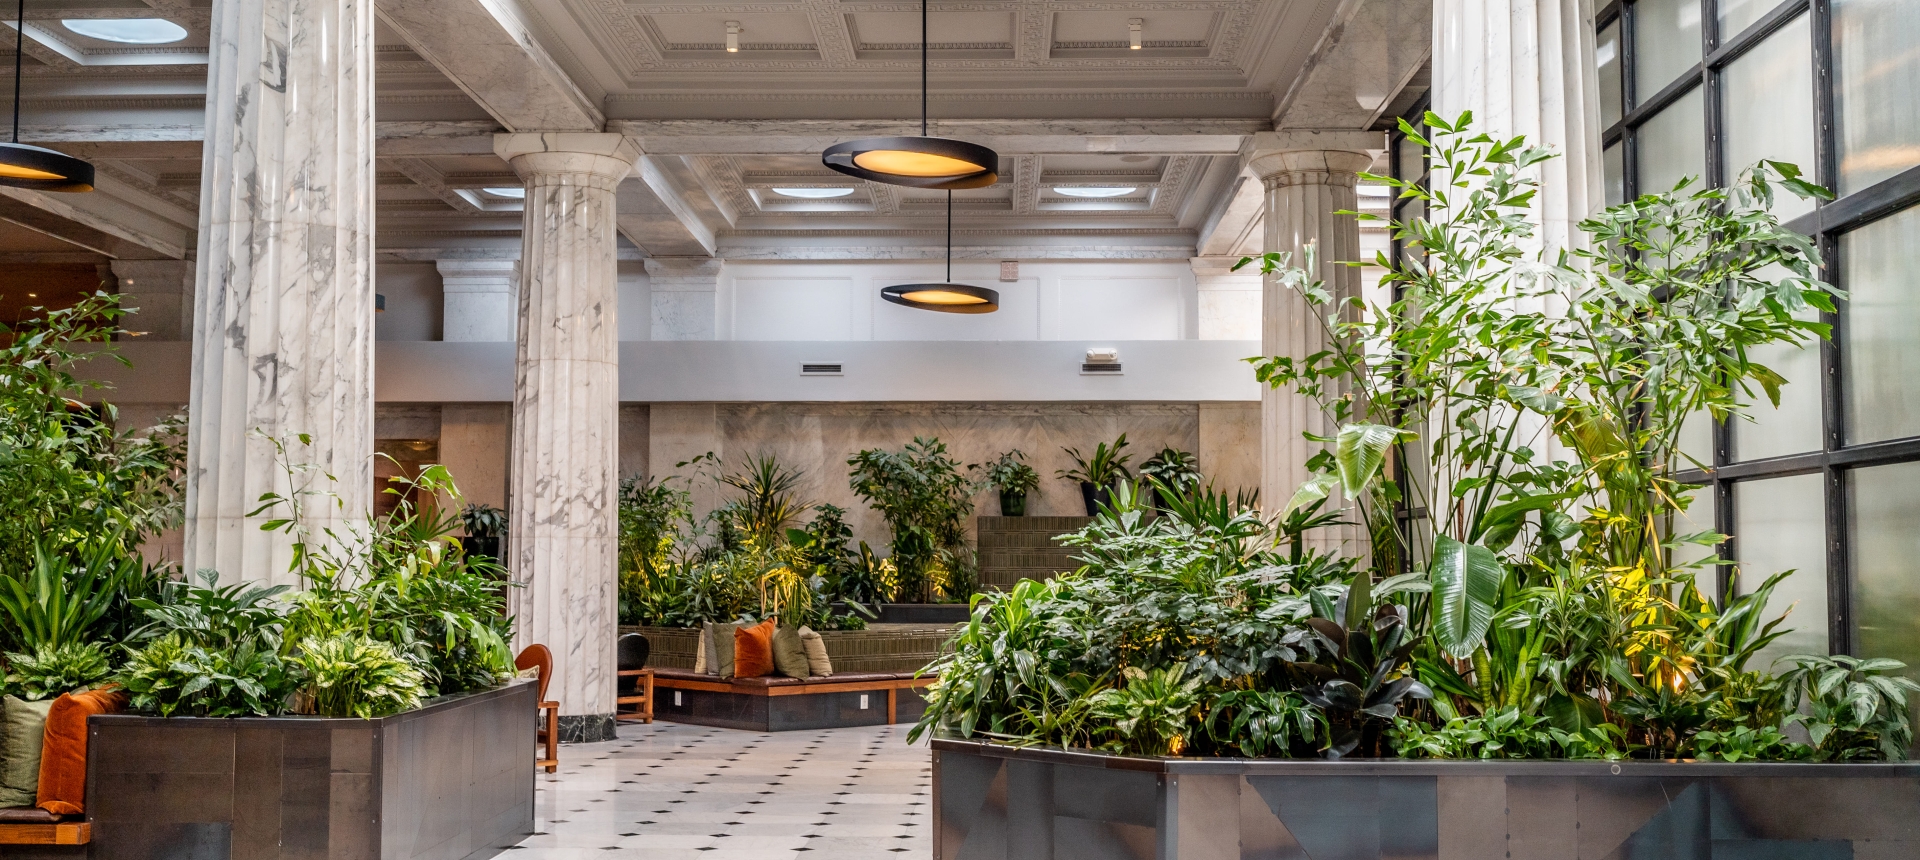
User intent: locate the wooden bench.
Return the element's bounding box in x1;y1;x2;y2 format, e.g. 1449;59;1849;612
0;808;89;846
650;669;934;732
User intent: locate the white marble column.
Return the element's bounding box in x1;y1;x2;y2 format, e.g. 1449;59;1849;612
436;259;519;342
1247;133;1380;553
184;0;376;586
1434;0;1604;257
644;257;721;341
110;259;195;341
497;132;639;743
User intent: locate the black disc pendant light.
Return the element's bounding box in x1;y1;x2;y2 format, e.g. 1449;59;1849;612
821;0;997;190
882;190;999;314
0;0;90;191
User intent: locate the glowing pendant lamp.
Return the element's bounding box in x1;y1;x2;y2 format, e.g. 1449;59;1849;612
882;190;998;314
821;0;997;190
0;0;91;191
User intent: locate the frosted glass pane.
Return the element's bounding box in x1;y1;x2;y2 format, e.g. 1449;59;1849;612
1669;485;1719;570
1852;462;1920;688
1598;20;1623;127
1841;206;1920;444
1676;408;1714;469
1636;87;1706;195
1733;474;1828;671
1719;0;1786;39
1604;143;1625;206
1634;0;1703;99
1734;267;1823;461
1833;0;1920;194
1722;14;1816;220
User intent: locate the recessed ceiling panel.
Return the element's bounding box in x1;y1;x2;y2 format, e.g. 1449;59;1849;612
1050;10;1217;59
642;12;819;59
847;11;1014;59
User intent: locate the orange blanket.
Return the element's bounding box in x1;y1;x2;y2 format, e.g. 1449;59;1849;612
35;689;128;815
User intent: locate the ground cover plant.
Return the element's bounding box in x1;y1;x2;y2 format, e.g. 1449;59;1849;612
914;113;1911;762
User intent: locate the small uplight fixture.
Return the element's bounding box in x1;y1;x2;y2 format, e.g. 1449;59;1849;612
375;294;387;313
725;21;741;53
61;18;188;45
482;186;526;199
1054;185;1136;198
771;187;855;199
1128;18;1143;50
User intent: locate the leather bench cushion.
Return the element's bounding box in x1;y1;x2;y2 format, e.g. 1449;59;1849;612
651;669;712;682
729;676;803;688
0;807;60;824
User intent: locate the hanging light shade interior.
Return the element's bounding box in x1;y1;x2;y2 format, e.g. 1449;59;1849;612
0;1;92;191
821;0;997;190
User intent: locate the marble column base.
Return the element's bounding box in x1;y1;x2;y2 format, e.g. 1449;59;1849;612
559;714;618;744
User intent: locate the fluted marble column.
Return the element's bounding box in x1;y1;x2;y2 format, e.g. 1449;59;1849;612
496;132;639;743
184;0;375;585
1435;0;1604;257
1248;133;1380;553
437;259;519;342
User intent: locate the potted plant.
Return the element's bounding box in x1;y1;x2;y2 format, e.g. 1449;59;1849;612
460;501;507;563
1056;434;1132;516
972;450;1040;516
1138;446;1201;510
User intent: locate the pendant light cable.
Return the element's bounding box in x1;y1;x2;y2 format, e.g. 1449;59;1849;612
12;0;23;143
946;189;952;282
920;0;927;137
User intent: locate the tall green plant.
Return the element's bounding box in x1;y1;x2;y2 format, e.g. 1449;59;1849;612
848;437;975;602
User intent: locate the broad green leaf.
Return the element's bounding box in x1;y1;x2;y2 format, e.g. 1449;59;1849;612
1335;423;1410;497
1429;535;1505;658
1282;472;1341;518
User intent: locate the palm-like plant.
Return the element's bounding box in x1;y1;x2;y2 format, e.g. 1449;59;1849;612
1057;434;1133;487
0;539;136;650
720;454;813;549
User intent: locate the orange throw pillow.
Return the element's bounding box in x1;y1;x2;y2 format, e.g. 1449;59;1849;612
36;688;128;815
733;620;777;679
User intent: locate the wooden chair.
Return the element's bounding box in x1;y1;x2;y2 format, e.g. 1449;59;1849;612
514;644;559;773
616;632;654;724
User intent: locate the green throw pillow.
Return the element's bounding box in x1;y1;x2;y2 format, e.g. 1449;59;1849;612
705;622;739;678
0;695;53;808
772;626;811;679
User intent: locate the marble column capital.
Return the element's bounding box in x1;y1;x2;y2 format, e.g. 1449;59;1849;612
435;259;519;291
642;257;723;280
495;133;641;185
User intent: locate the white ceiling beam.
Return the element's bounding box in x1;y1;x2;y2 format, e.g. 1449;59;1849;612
607;119;1267;157
616;158;718;258
0;183;191;260
375;0;602;132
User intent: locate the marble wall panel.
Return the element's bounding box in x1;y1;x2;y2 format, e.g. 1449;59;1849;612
441;403;511;510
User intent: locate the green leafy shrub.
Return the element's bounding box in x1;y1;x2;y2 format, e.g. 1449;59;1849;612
290;634;427;718
120;634;295;718
3;642;112;700
1056;435;1133;488
1088;664;1204;756
1778;654;1920;761
1692;725;1810;762
972;450;1040;495
848;437;975;602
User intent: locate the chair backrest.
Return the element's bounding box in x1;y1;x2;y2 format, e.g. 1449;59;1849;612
617;633;651;671
514;644;553;703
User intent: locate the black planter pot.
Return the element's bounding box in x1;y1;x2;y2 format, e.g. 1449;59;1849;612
999;489;1028;517
1078;482;1112;516
461;535;503;563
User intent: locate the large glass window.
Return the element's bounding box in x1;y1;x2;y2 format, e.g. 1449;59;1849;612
1634;0;1704;97
1733;475;1829;668
1606;0;1920;664
1841;206;1920;445
1832;0;1920;194
1721;14;1816;218
1636;88;1706;193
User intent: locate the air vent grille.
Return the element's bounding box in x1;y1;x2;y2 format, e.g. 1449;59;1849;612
800;362;844;376
1080;363;1124;375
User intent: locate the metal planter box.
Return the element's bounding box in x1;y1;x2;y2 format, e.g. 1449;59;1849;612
78;680;535;860
932;737;1920;860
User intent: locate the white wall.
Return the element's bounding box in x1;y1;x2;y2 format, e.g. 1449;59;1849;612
374;262;443;342
718;259;1199;342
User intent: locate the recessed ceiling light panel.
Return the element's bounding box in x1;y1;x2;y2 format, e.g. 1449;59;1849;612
482;187;526;199
1053;186;1137;198
772;187;856;199
61;18;189;45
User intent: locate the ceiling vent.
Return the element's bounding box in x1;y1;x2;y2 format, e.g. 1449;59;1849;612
800;362;844;376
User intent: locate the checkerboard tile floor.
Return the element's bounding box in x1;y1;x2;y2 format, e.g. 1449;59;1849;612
507;722;933;860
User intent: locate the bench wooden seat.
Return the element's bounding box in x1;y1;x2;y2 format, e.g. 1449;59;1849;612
651;669;935;731
0;807;89;845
